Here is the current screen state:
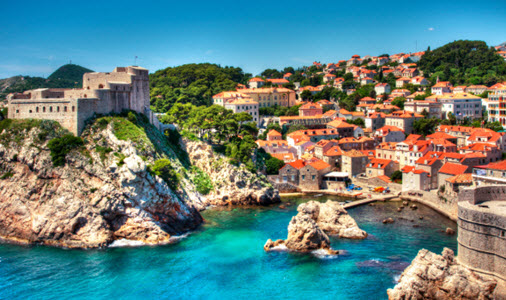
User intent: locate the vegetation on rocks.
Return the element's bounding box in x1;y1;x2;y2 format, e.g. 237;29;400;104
148;159;180;191
47;135;84;167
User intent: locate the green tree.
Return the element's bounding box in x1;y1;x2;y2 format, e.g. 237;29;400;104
391;97;406;110
265;156;285;175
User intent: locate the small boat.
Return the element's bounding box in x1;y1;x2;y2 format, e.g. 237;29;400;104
314;194;323;197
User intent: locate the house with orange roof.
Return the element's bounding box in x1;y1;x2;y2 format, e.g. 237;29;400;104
466;85;488;95
266;129;282;141
401;68;419;78
299;102;323;117
435;93;483;120
402;166;431;192
404;100;442;119
366;158;396;178
224;98;259;123
365;112;386;131
415;152;445;188
459;142;501;164
323;73;336;83
240;87;296;108
385;110;424;134
338;136;375;151
395;139;433;168
437;162;470;188
283;73;292;81
375;83;391;95
391;89;412;98
431;81;453;95
270;152;296;163
266;78;289;87
277;158;332;190
277;159;306;186
410;76;429;86
326;119;355;137
465;128;506;151
436;125;476;146
473;160;506;184
347;55;362;66
256;139;297;158
453;86;467;94
287;128;340;145
374;125;405;143
359;97;377;106
444;173;473;198
248;77;265;89
341;149;369;176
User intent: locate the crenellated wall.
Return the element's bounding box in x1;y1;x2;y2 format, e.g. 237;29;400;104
457;185;506;287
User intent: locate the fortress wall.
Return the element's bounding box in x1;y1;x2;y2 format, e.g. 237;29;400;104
457;185;506;284
458;185;506;204
8;98;79;135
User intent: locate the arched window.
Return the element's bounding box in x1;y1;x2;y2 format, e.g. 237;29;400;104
98;84;104;89
43;107;46;112
49;107;52;112
36;107;39;113
64;106;67;112
57;106;60;112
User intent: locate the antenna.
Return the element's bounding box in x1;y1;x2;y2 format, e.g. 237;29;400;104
134;56;138;66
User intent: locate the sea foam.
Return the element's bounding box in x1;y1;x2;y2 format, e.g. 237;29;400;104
311;249;339;259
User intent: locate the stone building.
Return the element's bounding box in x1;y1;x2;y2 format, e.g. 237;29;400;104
8;66;154;135
341;150;369;177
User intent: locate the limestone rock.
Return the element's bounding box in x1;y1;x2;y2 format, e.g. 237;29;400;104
284;214;330;251
445;228;455;235
0;124;203;248
383;218;395;224
387;248;497;300
182;139;280;209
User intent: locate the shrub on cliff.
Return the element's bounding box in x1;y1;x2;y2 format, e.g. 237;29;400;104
148;159;180;191
47;135;84;166
190;166;213;195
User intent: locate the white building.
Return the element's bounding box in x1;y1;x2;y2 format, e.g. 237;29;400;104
223;97;259;123
432;93;483;120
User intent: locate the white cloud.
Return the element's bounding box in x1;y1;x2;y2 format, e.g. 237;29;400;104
428;27;435;31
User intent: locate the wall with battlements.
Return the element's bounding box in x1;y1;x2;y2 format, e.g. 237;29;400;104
7;66;151;135
457;185;506;287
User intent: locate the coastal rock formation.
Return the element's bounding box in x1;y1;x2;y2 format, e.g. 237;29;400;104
182;140;280;209
264;214;336;254
387;248;497;300
284;214;331;251
0;119;203;248
264;200;365;254
298;200;367;239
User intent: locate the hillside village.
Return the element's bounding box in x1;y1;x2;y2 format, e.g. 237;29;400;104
209;44;506;199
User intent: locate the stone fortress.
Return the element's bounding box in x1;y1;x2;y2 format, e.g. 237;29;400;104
7;66;159;135
458;185;506;295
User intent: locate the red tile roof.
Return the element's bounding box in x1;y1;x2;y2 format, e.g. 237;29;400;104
439;162;469;175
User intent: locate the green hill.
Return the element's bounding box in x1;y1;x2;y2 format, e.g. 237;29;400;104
149;63;251;112
47;64;93;84
419;40;506;86
0;64;93;101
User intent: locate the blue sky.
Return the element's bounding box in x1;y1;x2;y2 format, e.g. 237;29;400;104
1;0;505;78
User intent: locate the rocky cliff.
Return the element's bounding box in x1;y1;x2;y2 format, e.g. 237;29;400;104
387;248;497;300
0;118;203;248
182;140;280;209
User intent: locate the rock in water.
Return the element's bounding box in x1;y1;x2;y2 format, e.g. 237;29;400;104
383;218;395;224
445;228;455;235
298;200;367;239
284;214;330;251
387;248;497;299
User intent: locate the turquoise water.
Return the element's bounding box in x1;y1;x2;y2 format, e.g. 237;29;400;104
0;197;457;299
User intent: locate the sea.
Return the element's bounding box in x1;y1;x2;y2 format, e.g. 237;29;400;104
0;196;457;299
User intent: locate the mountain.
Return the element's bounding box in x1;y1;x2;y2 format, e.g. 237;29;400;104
0;64;93;101
418;40;506;86
47;64;93;84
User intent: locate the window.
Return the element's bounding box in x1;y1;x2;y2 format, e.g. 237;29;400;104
57;106;60;112
43;107;46;112
302;175;306;180
72;106;75;112
16;110;19;113
64;106;67;112
312;175;316;180
29;110;32;113
36;107;39;113
49;107;52;112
